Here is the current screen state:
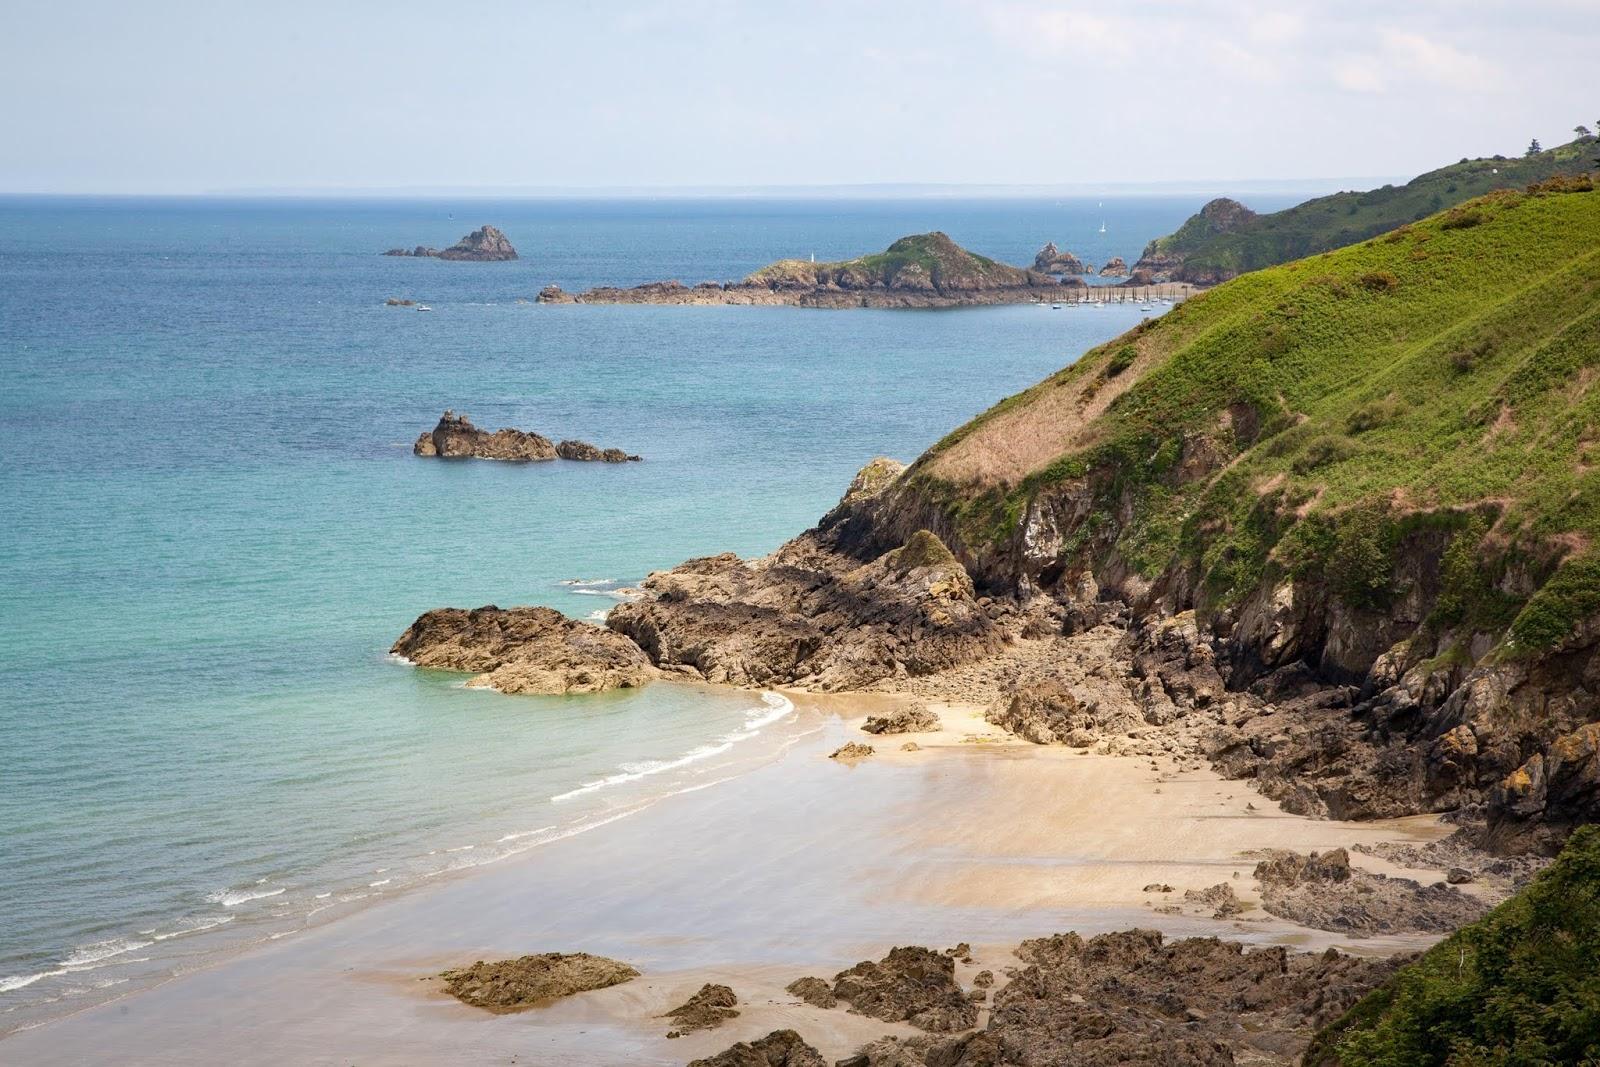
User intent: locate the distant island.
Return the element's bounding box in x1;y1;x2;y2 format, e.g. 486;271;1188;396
1134;131;1599;283
537;232;1101;308
384;225;518;261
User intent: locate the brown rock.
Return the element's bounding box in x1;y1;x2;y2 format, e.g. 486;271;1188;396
556;439;642;462
830;742;875;761
831;946;978;1032
785;976;836;1008
1184;882;1245;918
688;1029;826;1067
663;983;739;1034
1252;848;1487;936
438;952;637;1011
862;702;941;735
390;605;655;695
414;411;556;462
383;225;517;261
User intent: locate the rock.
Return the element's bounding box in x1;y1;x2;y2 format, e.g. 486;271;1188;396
923;928;1405;1066
1252;848;1488;936
1097;256;1130;277
413;410;557;462
830;946;978;1032
830;742;875;761
608;513;1006;691
1184;882;1245;918
438;952;637;1011
900;741;921;752
1032;242;1091;275
971;970;994;989
1143;883;1174;893
1446;867;1474;884
390;605;655;695
663;983;739;1034
556;439;642;462
688;1029;826;1067
786;975;837;1008
862;703;941;735
384;225;517;261
385;297;416;306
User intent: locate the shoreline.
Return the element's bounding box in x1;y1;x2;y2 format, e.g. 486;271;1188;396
536;280;1200;309
0;686;1472;1065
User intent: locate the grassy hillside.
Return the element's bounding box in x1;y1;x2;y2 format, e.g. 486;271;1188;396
911;175;1600;657
1305;825;1600;1065
1138;136;1600;284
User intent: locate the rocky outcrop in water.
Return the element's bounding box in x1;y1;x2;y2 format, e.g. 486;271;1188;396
413;411;556;461
689;1030;826;1067
1032;242;1091;275
1097;256;1130;277
391;605;655;694
537;233;1081;309
438;952;637;1011
384;225;517;261
412;412;640;463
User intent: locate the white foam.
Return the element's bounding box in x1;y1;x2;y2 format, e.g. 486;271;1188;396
151;914;234;941
497;825;557;843
722;691;795;741
385;651;416;666
210;885;286;907
0;972;51;993
368;879;391;887
62;938;153;969
551;741;734;802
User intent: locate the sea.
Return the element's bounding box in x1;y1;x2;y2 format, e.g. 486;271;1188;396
0;192;1298;1031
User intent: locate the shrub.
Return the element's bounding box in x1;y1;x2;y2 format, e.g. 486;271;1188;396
1104;344;1137;378
1327;506;1393;608
1291;434;1362;474
1441;207;1486;230
1510;555;1600;650
1346;395;1407;434
1358;270;1400;293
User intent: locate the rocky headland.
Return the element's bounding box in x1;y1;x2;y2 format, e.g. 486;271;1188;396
384;225;518;261
412;411;640;462
1031;241;1091;275
536;232;1083;309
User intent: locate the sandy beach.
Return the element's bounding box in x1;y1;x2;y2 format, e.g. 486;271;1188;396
0;694;1466;1066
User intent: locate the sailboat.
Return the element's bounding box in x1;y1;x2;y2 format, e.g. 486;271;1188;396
1099;219;1107;234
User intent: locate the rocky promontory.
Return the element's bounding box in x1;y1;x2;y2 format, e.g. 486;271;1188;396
413;411;639;462
1032;241;1091;275
537;232;1082;309
384;225;517;261
391;605;655;694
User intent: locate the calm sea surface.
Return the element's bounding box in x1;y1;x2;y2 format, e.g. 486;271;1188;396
0;193;1295;1029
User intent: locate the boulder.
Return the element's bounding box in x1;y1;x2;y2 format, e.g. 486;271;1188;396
391;605;655;695
687;1030;826;1067
786;976;836;1008
862;702;941;735
830;946;978;1032
830;742;875;761
663;983;739;1035
438;952;637;1011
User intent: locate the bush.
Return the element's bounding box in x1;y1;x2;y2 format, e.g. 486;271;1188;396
1441;207;1487;230
1104;344;1137;378
1327;506;1393;608
1358;270;1400;293
1510;555;1600;650
1291;434;1362;474
1346;395;1408;434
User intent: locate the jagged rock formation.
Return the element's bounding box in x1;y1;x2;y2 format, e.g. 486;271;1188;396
663;983;739;1035
412;412;640;463
786;976;836;1008
384;225;517;261
391;605;655;694
1252;848;1487;936
1133;198;1257;283
857;930;1403;1066
828;946;977;1032
437;953;637;1011
1097;256;1130;277
536;233;1081;308
689;1030;826;1067
1032;241;1091;275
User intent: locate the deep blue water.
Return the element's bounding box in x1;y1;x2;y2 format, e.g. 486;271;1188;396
0;193;1293;1028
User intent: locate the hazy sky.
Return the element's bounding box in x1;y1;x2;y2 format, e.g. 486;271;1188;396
3;0;1596;193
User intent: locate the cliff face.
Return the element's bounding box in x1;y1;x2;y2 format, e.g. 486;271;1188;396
805;183;1600;851
537;232;1078;308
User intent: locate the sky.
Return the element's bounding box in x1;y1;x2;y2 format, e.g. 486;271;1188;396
2;0;1596;194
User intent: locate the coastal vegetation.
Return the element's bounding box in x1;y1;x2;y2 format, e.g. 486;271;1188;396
1136;133;1600;283
1307;825;1600;1065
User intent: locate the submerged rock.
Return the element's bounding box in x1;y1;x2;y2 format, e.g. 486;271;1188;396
384;225;517;261
830;945;977;1032
390;605;655;694
1253;848;1488;936
555;439;641;462
688;1029;826;1067
438;952;637;1011
861;702;940;735
663;982;739;1036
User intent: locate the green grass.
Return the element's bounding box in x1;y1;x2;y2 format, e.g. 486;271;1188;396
1142;136;1600;283
914;180;1600;654
1305;825;1600;1066
745;231;1022;289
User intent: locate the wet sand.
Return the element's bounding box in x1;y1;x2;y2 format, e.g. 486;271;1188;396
0;699;1457;1065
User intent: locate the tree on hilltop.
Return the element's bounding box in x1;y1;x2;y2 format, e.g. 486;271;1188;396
1526;138;1543;157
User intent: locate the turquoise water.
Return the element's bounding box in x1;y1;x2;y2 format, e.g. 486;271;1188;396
0;194;1288;1027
